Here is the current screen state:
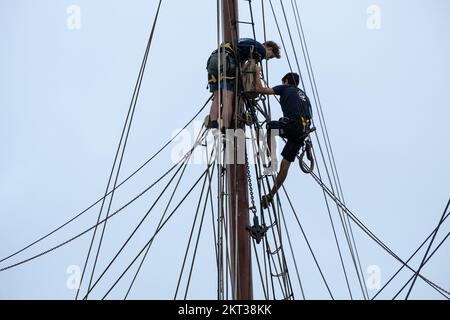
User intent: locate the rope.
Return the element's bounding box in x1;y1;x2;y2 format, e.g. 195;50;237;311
251;238;269;299
79;0;165;299
290;3;368;296
279;0;306;89
100;164;214;299
392;231;450;300
0;130;206;273
372;211;450;299
248;125;295;299
0;95;211;266
124;128;211;299
281;185;335;299
183;171;213;299
404;198;450;299
260;0;271;117
279;198;306;299
309;169;450;297
263;1;369;298
174;145;216;299
83;129;207;299
268;0;294;73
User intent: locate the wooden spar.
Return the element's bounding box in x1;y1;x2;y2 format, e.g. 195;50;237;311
222;0;253;300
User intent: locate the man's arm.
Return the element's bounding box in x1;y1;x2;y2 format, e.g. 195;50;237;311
255;66;275;95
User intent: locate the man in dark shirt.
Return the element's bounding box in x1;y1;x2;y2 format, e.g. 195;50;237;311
255;70;313;209
206;39;280;130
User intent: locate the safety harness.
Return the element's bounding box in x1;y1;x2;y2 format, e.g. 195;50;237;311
207;43;237;85
298;118;315;174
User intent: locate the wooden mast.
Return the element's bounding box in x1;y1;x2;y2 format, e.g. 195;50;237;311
222;0;253;300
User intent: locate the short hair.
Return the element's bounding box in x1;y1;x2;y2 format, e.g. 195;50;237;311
263;41;281;59
282;72;300;86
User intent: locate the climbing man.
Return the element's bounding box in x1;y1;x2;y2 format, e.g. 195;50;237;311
206;39;280;130
255;69;313;209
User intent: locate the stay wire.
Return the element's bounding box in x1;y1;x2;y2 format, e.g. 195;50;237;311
174;144;216;299
0;143;200;273
392;230;450;300
268;0;294;73
281;185;335;299
79;0;164;299
279;0;306;89
124;127;209;299
183;169;214;299
282;0;366;298
266;0;359;297
251;238;269;299
248;127;277;299
84;130;207;299
291;2;365;290
100;165;213;299
308;170;450;297
249;126;293;298
372;210;450;299
277;0;367;298
278;197;306;299
305;141;355;298
0;95;211;266
404;198;450;299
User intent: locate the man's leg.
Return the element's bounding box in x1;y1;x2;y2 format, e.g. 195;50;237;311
265;123;279;174
222;90;234;129
209;90;219;122
271;158;291;196
261;158;291;208
261;137;300;209
266;128;277;157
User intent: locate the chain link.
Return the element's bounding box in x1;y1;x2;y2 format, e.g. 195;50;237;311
245;150;257;214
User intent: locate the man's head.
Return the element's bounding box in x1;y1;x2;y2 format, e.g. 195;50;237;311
282;72;300;87
263;41;281;60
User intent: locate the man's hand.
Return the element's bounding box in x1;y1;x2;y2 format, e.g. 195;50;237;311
255;68;275;95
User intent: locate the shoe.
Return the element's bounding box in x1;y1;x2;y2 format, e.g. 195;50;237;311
261;194;273;209
262;160;278;176
263;167;275;176
207;120;219;129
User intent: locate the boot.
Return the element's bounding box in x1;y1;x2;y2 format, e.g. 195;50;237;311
261;194;273;209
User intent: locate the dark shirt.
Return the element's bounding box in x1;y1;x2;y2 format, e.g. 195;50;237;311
272;85;312;119
237;38;266;62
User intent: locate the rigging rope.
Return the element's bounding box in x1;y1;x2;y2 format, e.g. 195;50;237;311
0;95;211;266
125;128;213;299
83;129;207;298
79;0;164;299
308;168;450;297
174;141;217;299
393;230;450;300
100;163;215;299
372;209;450;299
278;0;369;298
404;198;450;299
0;130;207;273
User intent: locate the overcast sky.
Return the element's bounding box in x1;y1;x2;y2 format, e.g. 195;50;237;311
0;0;449;299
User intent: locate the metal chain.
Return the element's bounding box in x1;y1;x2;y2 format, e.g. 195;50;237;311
245;149;257;214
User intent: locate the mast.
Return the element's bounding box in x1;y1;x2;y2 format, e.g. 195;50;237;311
222;0;253;300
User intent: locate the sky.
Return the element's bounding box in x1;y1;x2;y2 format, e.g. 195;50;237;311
0;0;449;300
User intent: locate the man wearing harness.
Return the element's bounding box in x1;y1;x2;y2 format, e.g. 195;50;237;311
255;69;313;209
206;39;280;130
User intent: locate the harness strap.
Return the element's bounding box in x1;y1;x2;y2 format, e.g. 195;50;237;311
208;43;237;84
